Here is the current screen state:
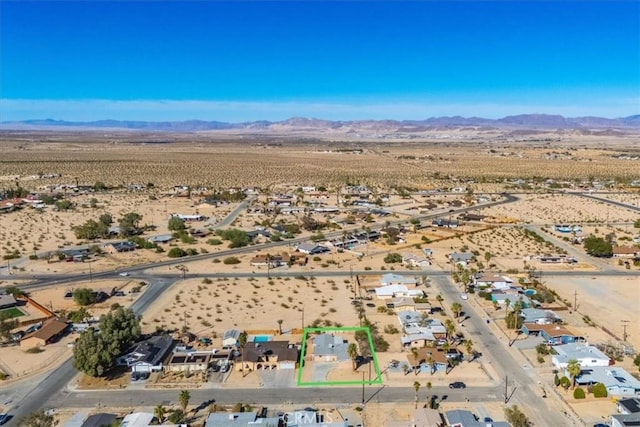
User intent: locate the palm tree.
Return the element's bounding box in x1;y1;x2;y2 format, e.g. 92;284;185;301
436;294;444;308
348;343;359;371
451;302;463;318
504;298;511;317
463;339;474;362
413;381;421;409
444;319;456;343
425;381;433;408
566;359;582;389
154;405;166;424
238;331;248;377
277;319;283;335
426;355;436;375
178;389;190;412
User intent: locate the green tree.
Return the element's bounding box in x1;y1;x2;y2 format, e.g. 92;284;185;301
118;212;143;237
504;405;530;427
99;213;113;226
217;229;250;248
73;307;141;377
55;199;73;210
277;319;283;335
67;307;92;323
451;302;463;318
583;235;613;257
168;216;186;232
634;218;640;228
444;319;456;342
73;288;96;306
463;339;474;362
383;253;403;263
19;410;58;427
73;219;109;240
167;247;187;258
591;382;608;398
633;354;640;371
413;381;421;409
425;381;433;408
4;286;25;297
436;294;444;307
566;359;582;389
348;343;359;371
93;181;107;191
238;332;248;376
179;389;191;412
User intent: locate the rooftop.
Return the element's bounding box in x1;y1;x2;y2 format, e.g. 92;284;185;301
242;340;299;364
22;318;68;342
553;343;610;362
576;367;640;391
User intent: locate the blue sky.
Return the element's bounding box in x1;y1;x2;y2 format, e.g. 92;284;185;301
1;1;638;121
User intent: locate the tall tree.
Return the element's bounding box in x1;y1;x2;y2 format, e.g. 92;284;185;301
566;359;582;389
451;302;463;318
179;390;191;412
0;311;19;342
348;343;359;371
238;332;248;376
463;339;474;362
444;319;456;343
277;319;283;335
425;381;433;408
436;294;444;308
118;212;143;237
413;381;421;409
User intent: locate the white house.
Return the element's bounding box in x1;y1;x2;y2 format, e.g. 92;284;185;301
552;343;611;369
374;285;423;300
575;367;640;397
379;273;417;287
116;335;174;373
222;329;241;347
475;273;513;290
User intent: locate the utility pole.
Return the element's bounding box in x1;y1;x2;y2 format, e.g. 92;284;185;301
621;320;630;342
573;291;578;312
504;375;509;404
362;371;365;404
88;261;93;282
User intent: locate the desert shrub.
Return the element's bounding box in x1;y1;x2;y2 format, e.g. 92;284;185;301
590;382;608;398
383;325;399;334
223;257;241;265
573;387;585;399
202;278;213;284
383;253;402;263
167;247;187;258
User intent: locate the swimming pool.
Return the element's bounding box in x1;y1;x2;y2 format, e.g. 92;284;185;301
253;335;271;343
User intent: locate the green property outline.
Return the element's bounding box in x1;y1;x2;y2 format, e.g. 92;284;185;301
296;326;383;386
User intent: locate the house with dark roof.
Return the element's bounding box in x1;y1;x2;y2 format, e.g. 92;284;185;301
20;318;69;350
80;413;117;427
102;241;136;254
295;243;329;255
236;341;299;371
611;413;640;427
617;397;640;415
0;292;17;309
575;367;640;397
116;335;174;373
406;347;449;373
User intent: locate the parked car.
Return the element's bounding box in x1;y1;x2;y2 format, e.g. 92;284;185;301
130;372;139;381
119;272;130;277
460;293;468;300
449;381;466;389
0;414;11;426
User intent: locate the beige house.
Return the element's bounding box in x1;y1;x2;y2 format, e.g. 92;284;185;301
20;318;69;350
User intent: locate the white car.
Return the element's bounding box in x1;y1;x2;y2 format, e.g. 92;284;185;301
119;272;130;277
460;293;468;300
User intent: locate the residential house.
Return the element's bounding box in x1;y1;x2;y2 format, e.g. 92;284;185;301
402;253;430;269
147;234;174;244
120;413;154;427
432;218;459;228
552;343;612;369
296;243;330;255
380;273;417;287
286;410;347;427
475;273;513;291
617;398;640;414
406;347;449;373
611;413;640;427
492;293;532;309
449;252;473;267
116;335;174;373
102;241;136;254
246;229;271;241
613;246;640;259
236;341;299;371
521;323;582;345
0;293;17;309
312;334;349;362
385;297;430;312
575;367;640;397
81;413;117;427
443;410;510;427
205;412;280;427
519;308;561;324
223;329;242;347
20;318;69;350
169;213;208;222
165;351;212;373
374;285;424;300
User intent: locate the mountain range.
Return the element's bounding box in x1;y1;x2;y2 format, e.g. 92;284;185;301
2;114;639;132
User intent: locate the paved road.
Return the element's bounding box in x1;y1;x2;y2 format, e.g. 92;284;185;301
46;385;501;410
213;196;255;228
575;192;640;212
430;275;571;426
